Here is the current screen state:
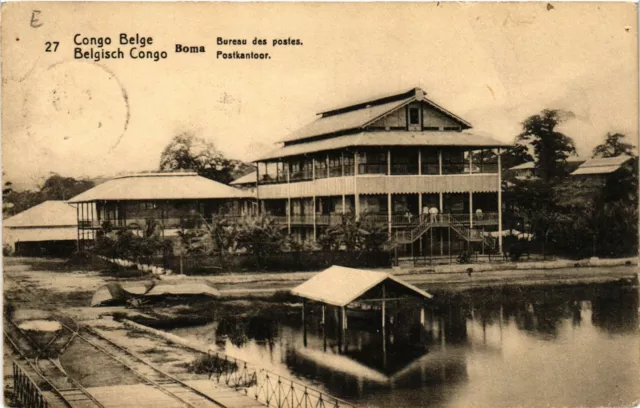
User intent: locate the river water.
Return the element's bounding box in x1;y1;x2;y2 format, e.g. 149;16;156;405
169;280;640;408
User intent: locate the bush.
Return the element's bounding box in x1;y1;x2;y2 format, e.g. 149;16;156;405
457;250;472;264
317;211;389;253
188;353;238;375
235;215;284;268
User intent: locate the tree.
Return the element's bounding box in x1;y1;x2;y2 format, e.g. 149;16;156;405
592;132;636;158
3;174;95;217
517;109;577;181
501;143;533;172
40;173;95;201
159;132;250;184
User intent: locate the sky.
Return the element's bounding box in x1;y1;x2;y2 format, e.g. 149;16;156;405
2;2;638;190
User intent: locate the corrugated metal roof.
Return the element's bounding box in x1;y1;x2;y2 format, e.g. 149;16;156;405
258;131;510;161
3;227;78;242
68;172;251;203
509;162;535;170
280;97;415;143
509;157;585;171
572;165;625;175
280;89;474;144
290;265;432;307
3;201;77;227
230;171;257;185
571;155;632;176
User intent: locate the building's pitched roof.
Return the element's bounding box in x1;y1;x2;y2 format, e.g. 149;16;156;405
509;162;535;171
571;155;633;176
68;172;250;203
257;131;510;161
3;201;77;228
279;88;472;144
290;265;432;307
230;171;257;186
3;227;78;242
509;157;585;171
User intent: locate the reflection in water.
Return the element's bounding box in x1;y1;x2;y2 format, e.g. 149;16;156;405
170;280;640;408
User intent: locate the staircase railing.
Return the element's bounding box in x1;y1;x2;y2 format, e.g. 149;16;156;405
394;214;496;250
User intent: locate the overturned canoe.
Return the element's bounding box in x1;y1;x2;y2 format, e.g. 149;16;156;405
91;281;220;307
145;282;221;298
91;281;155;307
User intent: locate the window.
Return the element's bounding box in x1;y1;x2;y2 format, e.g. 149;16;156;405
409;107;420;125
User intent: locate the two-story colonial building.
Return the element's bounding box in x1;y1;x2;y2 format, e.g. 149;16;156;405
253;87;510;256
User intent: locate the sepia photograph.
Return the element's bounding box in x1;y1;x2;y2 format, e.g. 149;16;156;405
1;2;639;408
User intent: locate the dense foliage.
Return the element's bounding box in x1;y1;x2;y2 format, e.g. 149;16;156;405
317;211;389;253
93;220;173;263
503;122;637;259
3;174;95;217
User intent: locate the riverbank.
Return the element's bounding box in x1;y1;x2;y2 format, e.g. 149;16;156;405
181;257;639;297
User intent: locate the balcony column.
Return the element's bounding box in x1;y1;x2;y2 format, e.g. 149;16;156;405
326;153;330;179
313;198;317;241
388;149;392;236
256;163;261;215
354;150;360;219
287;166;291;234
469;150;473;175
387;149;391;176
387;193;392;237
76;204;80;250
312;158;317;240
341;151;346;213
498;148;503;254
469;192;474;228
438;150;443;175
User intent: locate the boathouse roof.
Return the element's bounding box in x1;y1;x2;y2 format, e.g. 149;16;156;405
291;265;433;307
69;171;251;203
571;155;633;176
257;130;509;161
280;88;472;144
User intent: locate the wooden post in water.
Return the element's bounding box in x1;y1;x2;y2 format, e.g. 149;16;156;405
302;299;307;347
338;305;343;352
382;284;387;369
419;305;426;345
342;306;348;330
342;306;348;351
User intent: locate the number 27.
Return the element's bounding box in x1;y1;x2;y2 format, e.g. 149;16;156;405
45;41;59;52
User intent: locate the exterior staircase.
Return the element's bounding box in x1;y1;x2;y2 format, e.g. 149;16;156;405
393;214;496;250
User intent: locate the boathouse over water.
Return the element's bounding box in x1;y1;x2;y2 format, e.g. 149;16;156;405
291;266;433;333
